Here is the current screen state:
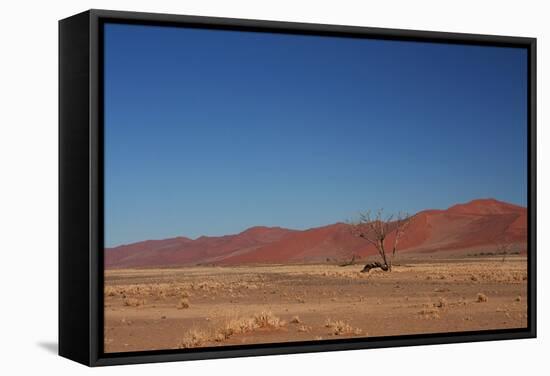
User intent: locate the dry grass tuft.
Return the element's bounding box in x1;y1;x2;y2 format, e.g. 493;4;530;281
476;293;488;303
180;329;207;348
254;311;286;328
218;317;257;340
105;286;118;297
324;318;362;336
435;297;447;308
214;312;286;342
298;325;309;333
177;298;190;309
123;298;145;307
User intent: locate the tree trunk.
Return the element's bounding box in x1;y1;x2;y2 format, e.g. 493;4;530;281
360;262;390;273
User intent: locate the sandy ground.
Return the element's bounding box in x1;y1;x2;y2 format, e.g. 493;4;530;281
104;256;528;353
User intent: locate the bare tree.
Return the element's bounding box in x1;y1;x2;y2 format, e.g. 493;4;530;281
350;210;413;272
495;242;513;262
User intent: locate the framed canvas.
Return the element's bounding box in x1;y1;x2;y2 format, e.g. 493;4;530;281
59;9;537;366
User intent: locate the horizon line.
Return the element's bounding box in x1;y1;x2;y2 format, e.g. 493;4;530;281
105;197;526;249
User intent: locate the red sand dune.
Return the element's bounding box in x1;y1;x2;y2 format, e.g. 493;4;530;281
105;226;296;268
105;199;527;268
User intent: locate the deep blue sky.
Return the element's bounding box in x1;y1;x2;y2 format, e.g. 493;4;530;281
104;23;527;247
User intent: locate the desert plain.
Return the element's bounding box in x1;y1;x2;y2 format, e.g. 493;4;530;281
104;254;527;353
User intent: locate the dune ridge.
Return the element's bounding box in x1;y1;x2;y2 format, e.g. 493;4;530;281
105;198;527;268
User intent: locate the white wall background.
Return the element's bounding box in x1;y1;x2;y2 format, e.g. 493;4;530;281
0;0;547;374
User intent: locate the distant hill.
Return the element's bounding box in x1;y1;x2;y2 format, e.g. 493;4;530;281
105;199;527;268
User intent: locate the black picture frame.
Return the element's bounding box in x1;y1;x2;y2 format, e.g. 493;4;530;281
59;9;537;367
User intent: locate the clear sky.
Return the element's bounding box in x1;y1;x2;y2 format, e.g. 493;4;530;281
103;23;528;247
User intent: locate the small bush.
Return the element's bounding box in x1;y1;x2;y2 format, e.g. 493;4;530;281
214;313;285;342
220;317;257;339
180;329;206;348
476;293;488;303
254;311;285;328
177;298;190;309
435;297;447;308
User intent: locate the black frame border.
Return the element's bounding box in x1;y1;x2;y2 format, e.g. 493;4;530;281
60;8;536;367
